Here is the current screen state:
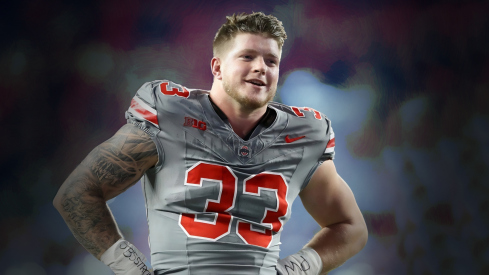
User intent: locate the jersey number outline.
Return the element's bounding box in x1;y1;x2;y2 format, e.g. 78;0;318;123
178;162;289;248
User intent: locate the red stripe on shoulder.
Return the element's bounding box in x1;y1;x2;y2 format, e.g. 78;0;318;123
130;98;158;126
326;137;335;148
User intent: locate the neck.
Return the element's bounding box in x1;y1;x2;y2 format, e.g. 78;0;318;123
209;82;268;139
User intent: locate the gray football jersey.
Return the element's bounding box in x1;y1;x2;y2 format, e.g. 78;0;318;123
125;80;335;274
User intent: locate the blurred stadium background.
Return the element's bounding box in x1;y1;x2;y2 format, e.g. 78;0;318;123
1;0;488;274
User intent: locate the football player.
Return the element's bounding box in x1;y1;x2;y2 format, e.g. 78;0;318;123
54;12;368;275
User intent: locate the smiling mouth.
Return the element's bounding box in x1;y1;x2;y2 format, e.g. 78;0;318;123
245;80;266;87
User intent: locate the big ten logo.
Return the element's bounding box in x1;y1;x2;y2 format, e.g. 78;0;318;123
184;117;206;131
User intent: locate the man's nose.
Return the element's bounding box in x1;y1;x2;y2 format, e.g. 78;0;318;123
252;57;267;74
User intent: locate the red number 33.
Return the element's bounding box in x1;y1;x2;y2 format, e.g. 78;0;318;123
178;162;289;248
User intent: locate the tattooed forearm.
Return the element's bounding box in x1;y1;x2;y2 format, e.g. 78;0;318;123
53;124;158;259
61;183;118;257
55;163;122;258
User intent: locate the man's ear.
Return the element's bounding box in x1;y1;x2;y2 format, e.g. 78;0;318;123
211;57;222;80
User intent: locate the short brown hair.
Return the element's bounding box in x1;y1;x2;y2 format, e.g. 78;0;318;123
213;12;287;57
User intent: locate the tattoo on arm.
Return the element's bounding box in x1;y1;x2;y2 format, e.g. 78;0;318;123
87;124;158;189
55;124;158;258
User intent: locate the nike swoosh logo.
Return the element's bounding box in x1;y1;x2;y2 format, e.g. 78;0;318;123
285;135;306;143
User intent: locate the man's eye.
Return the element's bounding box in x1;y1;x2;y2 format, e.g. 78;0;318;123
243;55;252;59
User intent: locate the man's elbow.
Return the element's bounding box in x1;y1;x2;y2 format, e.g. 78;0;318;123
53;183;73;213
353;216;368;253
52;189;65;212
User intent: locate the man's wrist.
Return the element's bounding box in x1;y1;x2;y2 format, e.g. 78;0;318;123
101;238;153;275
276;247;323;275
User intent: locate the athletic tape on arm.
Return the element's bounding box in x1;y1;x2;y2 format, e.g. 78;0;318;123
276;247;323;275
100;239;153;275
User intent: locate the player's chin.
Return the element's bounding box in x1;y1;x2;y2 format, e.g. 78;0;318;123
247;94;274;109
239;86;275;107
236;94;265;109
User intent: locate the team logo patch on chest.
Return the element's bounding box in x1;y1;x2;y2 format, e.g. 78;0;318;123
184;117;206;131
239;145;251;158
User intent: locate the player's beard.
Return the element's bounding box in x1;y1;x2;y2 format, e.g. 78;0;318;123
223;80;276;110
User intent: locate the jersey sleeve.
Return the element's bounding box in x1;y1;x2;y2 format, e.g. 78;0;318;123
301;116;335;190
125;81;160;137
320;116;335;161
125;81;165;171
